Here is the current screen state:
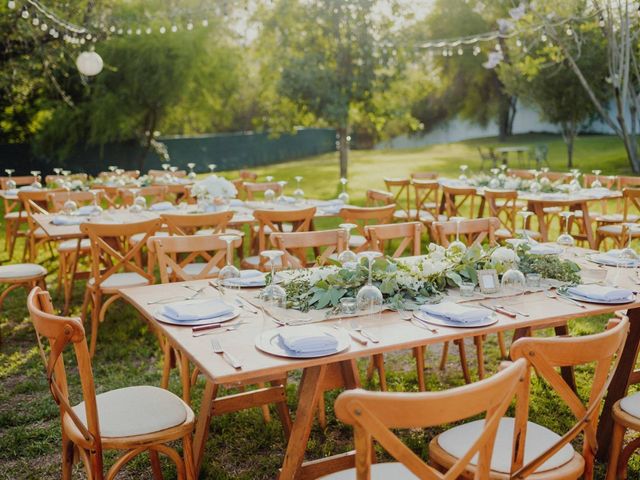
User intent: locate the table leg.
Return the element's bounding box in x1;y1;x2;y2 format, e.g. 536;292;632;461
596;307;640;461
193;380;218;475
575;201;595;249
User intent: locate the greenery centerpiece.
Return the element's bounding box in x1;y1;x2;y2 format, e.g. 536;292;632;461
278;243;581;312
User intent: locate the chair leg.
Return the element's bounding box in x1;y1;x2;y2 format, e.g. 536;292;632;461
89;292;102;357
150;450;164;480
182;433;196;480
61;431;74;480
439;341;449;371
413;346;426;392
474;336;485;380
455;339;472;384
617;435;640;480
161;342;173;390
497;332;508;359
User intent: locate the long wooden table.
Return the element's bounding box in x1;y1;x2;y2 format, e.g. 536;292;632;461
119;253;640;478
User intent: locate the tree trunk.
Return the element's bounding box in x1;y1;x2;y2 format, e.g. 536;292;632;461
137;110;157;172
497;93;516;141
337;127;349;178
561;122;576;169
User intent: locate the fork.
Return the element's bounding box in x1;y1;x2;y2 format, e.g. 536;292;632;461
349;320;380;343
147;289;205;305
398;311;439;333
544;289;586;309
211;338;242;369
493;304;529;317
192;321;247;337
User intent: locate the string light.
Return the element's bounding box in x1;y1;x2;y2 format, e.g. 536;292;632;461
7;0;16;9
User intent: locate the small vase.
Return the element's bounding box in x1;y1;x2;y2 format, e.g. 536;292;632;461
198;196;230;212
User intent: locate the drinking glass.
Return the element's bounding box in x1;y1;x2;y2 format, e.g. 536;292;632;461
261;250;286;308
30;170;42;189
90;190;103;216
208;164;217;174
448;217;467;254
529;170;541;193
162;163;170;172
620;224;640;261
355;251;383;313
569;169;581;193
276;180;288;202
501;268;526;295
53;167;62;176
108;165;117;173
338;223;358;265
129;188;146;213
517;210;534;244
218;235;241;289
488;168;500;189
63;188;78;215
591;170;602;189
458;164;469;182
293;176;304;203
169;165;178;180
338;177;349;203
187;162;197;180
540;167;550;186
556;211;575;253
4;169;16;190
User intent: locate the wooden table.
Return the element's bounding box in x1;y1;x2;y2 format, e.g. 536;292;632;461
120;253;640;477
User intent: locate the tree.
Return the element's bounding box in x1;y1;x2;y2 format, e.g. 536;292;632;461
261;0;402;178
499;24;609;168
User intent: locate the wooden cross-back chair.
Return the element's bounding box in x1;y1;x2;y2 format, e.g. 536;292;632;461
48;190;104;213
18;188;65;261
243;181;283;201
433;217;499;248
1;175;36;259
98;170;140;179
91;185;123;208
410;171;439;180
270;229;346;269
383;177;412;221
413;179;444;227
338;205;396;253
45;173;89;185
161;211;234;236
430;317;629;480
365;189;394;207
239;170;258;181
320;359;527;480
508;169;536;180
596;188;640;249
81;218;161;357
27;287;195;480
441;185;478;218
484;189;541;242
243;207;316;271
119;185;169;207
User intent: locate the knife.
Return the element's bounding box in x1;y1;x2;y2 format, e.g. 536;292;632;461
479;302;517;318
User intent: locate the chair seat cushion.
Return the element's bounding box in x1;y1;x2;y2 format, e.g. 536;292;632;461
543;206;563;214
242;255;282;268
71;386;189;438
319;462;416;479
620;391;640;417
597;224;640;236
598;214;639;223
495;228;541;239
89;272;150;290
130;231;169;244
58;238;91;252
168;262;220;277
349;234;367;248
195;228;244;237
251;223;294;234
33;227;47;238
0;263;46;280
436;417;575;474
4;211;27;220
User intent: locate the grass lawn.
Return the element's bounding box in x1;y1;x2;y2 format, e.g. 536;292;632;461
1;133;639;479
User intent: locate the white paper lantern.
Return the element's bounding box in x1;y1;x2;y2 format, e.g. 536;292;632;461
76;51;103;76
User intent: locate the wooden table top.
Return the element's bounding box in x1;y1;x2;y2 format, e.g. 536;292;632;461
120;251;640;386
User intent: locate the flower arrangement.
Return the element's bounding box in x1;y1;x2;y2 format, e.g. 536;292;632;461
191;175;237;200
278;243;581;312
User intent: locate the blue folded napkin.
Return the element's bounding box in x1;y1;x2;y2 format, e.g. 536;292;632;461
149;201;174;211
224;269;266;287
420;302;490;324
161;299;234;321
52;215;84;226
279;326;339;353
566;285;633;302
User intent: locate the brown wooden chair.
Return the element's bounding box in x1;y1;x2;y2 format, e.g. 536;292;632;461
442;184;478;218
91;185;123;208
319;358;527;479
430;316;629;480
270;229;346;269
338;205;396;253
48;190;104;213
243;207;316;271
239;170;258;181
119;186;170;207
45;173;89;185
1;175;36;259
81;218;161;356
365;189;394;207
596;188;640;249
98;170;140;179
243;181;283;201
384;177;413;221
148;169;186;178
0;263;47;337
17;189;64;261
484;189;541;241
162;211;234;236
410;171;439;180
433;217;500;248
412;179;445;225
27;287;195;480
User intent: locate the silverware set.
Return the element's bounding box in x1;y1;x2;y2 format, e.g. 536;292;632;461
544;289;587;308
147;285;208;305
397;310;439;334
211;338;242;369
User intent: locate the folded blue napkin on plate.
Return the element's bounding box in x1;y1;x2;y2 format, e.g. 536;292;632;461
52;215;84;225
420;302;490;323
279;327;339;353
149;201;174;211
161;299;234;321
567;285;633;302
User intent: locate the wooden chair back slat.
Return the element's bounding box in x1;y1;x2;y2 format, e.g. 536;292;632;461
384;178;411;218
442;185;477;218
119;186;169;207
0;175;37;188
365;189;394;207
48;191;104;213
484;189;518;235
433;217;499;248
410;172;439;180
271;229;346;269
623;188;640;222
508;318;629;477
239;170;258;181
253;207;316;254
413;179;440;219
148;169;186;178
365;222;422;258
161;211;233;236
339;205;396;253
244;182;284;201
335;359;527;479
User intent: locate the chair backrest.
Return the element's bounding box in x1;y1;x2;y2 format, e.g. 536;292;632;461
161;211;233;236
18;189;65;234
98;170;140;179
80;218;161;289
365;222;422;257
484;189;518;235
384;178;411;217
148;234;241;283
270;229;346;269
0;175;37;188
335;358;527;479
148;169;186;178
243;182;284;201
45;173;89;185
508;317;629;477
91;185;122;208
410;172;439;180
442;185;477;218
413;179;440;217
239;170;258;181
253;207;316;253
339;205;396;236
622;188;640;221
27;287;103;472
48;190;104;213
619;176;640;189
433;217;499;248
508;169;535;180
366;189;394;207
543;171;570;183
119;186;169;206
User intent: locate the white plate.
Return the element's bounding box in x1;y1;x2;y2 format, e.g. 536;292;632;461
587;254;640;268
562;291;635;305
413;310;498;328
155;307;240;326
255;326;350;358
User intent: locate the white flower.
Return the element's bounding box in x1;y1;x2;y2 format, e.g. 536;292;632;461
191;175;237;199
491;247;519;266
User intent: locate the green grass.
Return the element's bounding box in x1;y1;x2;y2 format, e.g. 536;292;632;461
1;133;639;479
